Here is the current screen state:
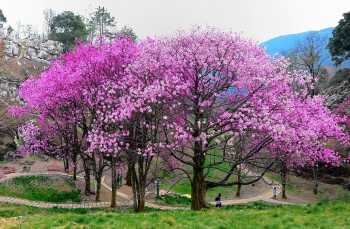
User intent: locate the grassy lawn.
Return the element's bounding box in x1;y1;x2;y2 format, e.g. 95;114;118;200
160;148;238;202
0;175;81;203
161;178;236;203
1;201;350;228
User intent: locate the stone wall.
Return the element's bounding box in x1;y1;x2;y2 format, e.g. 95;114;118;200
0;76;20;102
0;26;63;65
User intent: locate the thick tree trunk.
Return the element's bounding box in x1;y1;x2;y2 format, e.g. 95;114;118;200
110;157;117;208
236;165;242;197
191;166;206;210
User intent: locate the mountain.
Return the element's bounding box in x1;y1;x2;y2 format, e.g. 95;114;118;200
261;28;335;66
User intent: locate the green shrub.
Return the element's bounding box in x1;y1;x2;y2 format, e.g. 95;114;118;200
157;193;191;206
0;175;81;203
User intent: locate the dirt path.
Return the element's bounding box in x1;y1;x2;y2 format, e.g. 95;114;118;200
0;170;298;210
101;173;297;211
0;172;115;209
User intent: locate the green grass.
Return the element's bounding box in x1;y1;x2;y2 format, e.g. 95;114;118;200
1;201;350;228
0;175;81;203
160;148;238;201
155;193;192;206
160;178;236;202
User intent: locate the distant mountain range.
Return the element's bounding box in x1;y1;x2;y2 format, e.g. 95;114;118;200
261;28;335;66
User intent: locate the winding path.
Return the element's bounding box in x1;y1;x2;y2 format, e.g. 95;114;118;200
0;171;293;210
0;172;126;209
101;174;294;210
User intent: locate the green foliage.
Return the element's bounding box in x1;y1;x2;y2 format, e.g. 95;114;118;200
0;9;6;23
87;6;116;40
160;175;236;201
116;26;138;41
328;11;350;65
1;201;350;228
156;194;192;206
0;175;81;203
49;11;87;51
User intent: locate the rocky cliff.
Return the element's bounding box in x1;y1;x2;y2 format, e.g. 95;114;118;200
322;69;350;108
0;25;62;65
0;25;63;159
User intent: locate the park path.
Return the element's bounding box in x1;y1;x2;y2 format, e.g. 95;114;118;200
0;171;294;210
0;172;128;209
101;173;295;211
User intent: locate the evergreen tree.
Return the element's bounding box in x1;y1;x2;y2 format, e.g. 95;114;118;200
88;6;116;40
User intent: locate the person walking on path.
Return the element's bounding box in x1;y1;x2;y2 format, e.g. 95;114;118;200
273;186;277;199
215;193;222;208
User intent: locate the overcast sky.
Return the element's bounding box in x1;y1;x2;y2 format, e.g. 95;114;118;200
2;0;350;42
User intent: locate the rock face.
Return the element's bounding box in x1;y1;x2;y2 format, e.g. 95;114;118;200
0;75;20;102
0;26;63;64
323;80;350;107
0;75;21;160
322;69;350;107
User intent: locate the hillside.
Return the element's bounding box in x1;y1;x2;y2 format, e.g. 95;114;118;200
0;27;63;159
261;28;338;67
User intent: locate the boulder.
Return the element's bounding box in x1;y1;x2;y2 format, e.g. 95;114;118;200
38;50;49;59
27;47;37;58
11;44;19;56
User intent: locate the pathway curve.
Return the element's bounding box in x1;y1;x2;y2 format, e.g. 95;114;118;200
0;171;296;210
101;172;296;211
0;172;125;209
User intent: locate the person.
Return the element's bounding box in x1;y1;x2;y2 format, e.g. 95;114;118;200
215;193;222;208
272;186;277;199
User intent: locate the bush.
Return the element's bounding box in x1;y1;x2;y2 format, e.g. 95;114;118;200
157;193;191;206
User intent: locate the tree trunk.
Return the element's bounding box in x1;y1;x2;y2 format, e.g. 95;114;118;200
95;175;102;202
110;157;117;208
72;157;77;181
83;160;91;195
135;185;146;212
191;166;206;210
130;161;147;212
63;157;69;173
236;165;242;197
313;165;319;195
73;166;77;180
281;162;287;199
125;167;132;186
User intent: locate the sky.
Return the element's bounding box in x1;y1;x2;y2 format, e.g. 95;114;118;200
1;0;350;42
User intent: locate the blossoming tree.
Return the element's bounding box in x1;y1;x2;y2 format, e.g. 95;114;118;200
10;28;346;212
11;38;138;206
126;28;345;210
